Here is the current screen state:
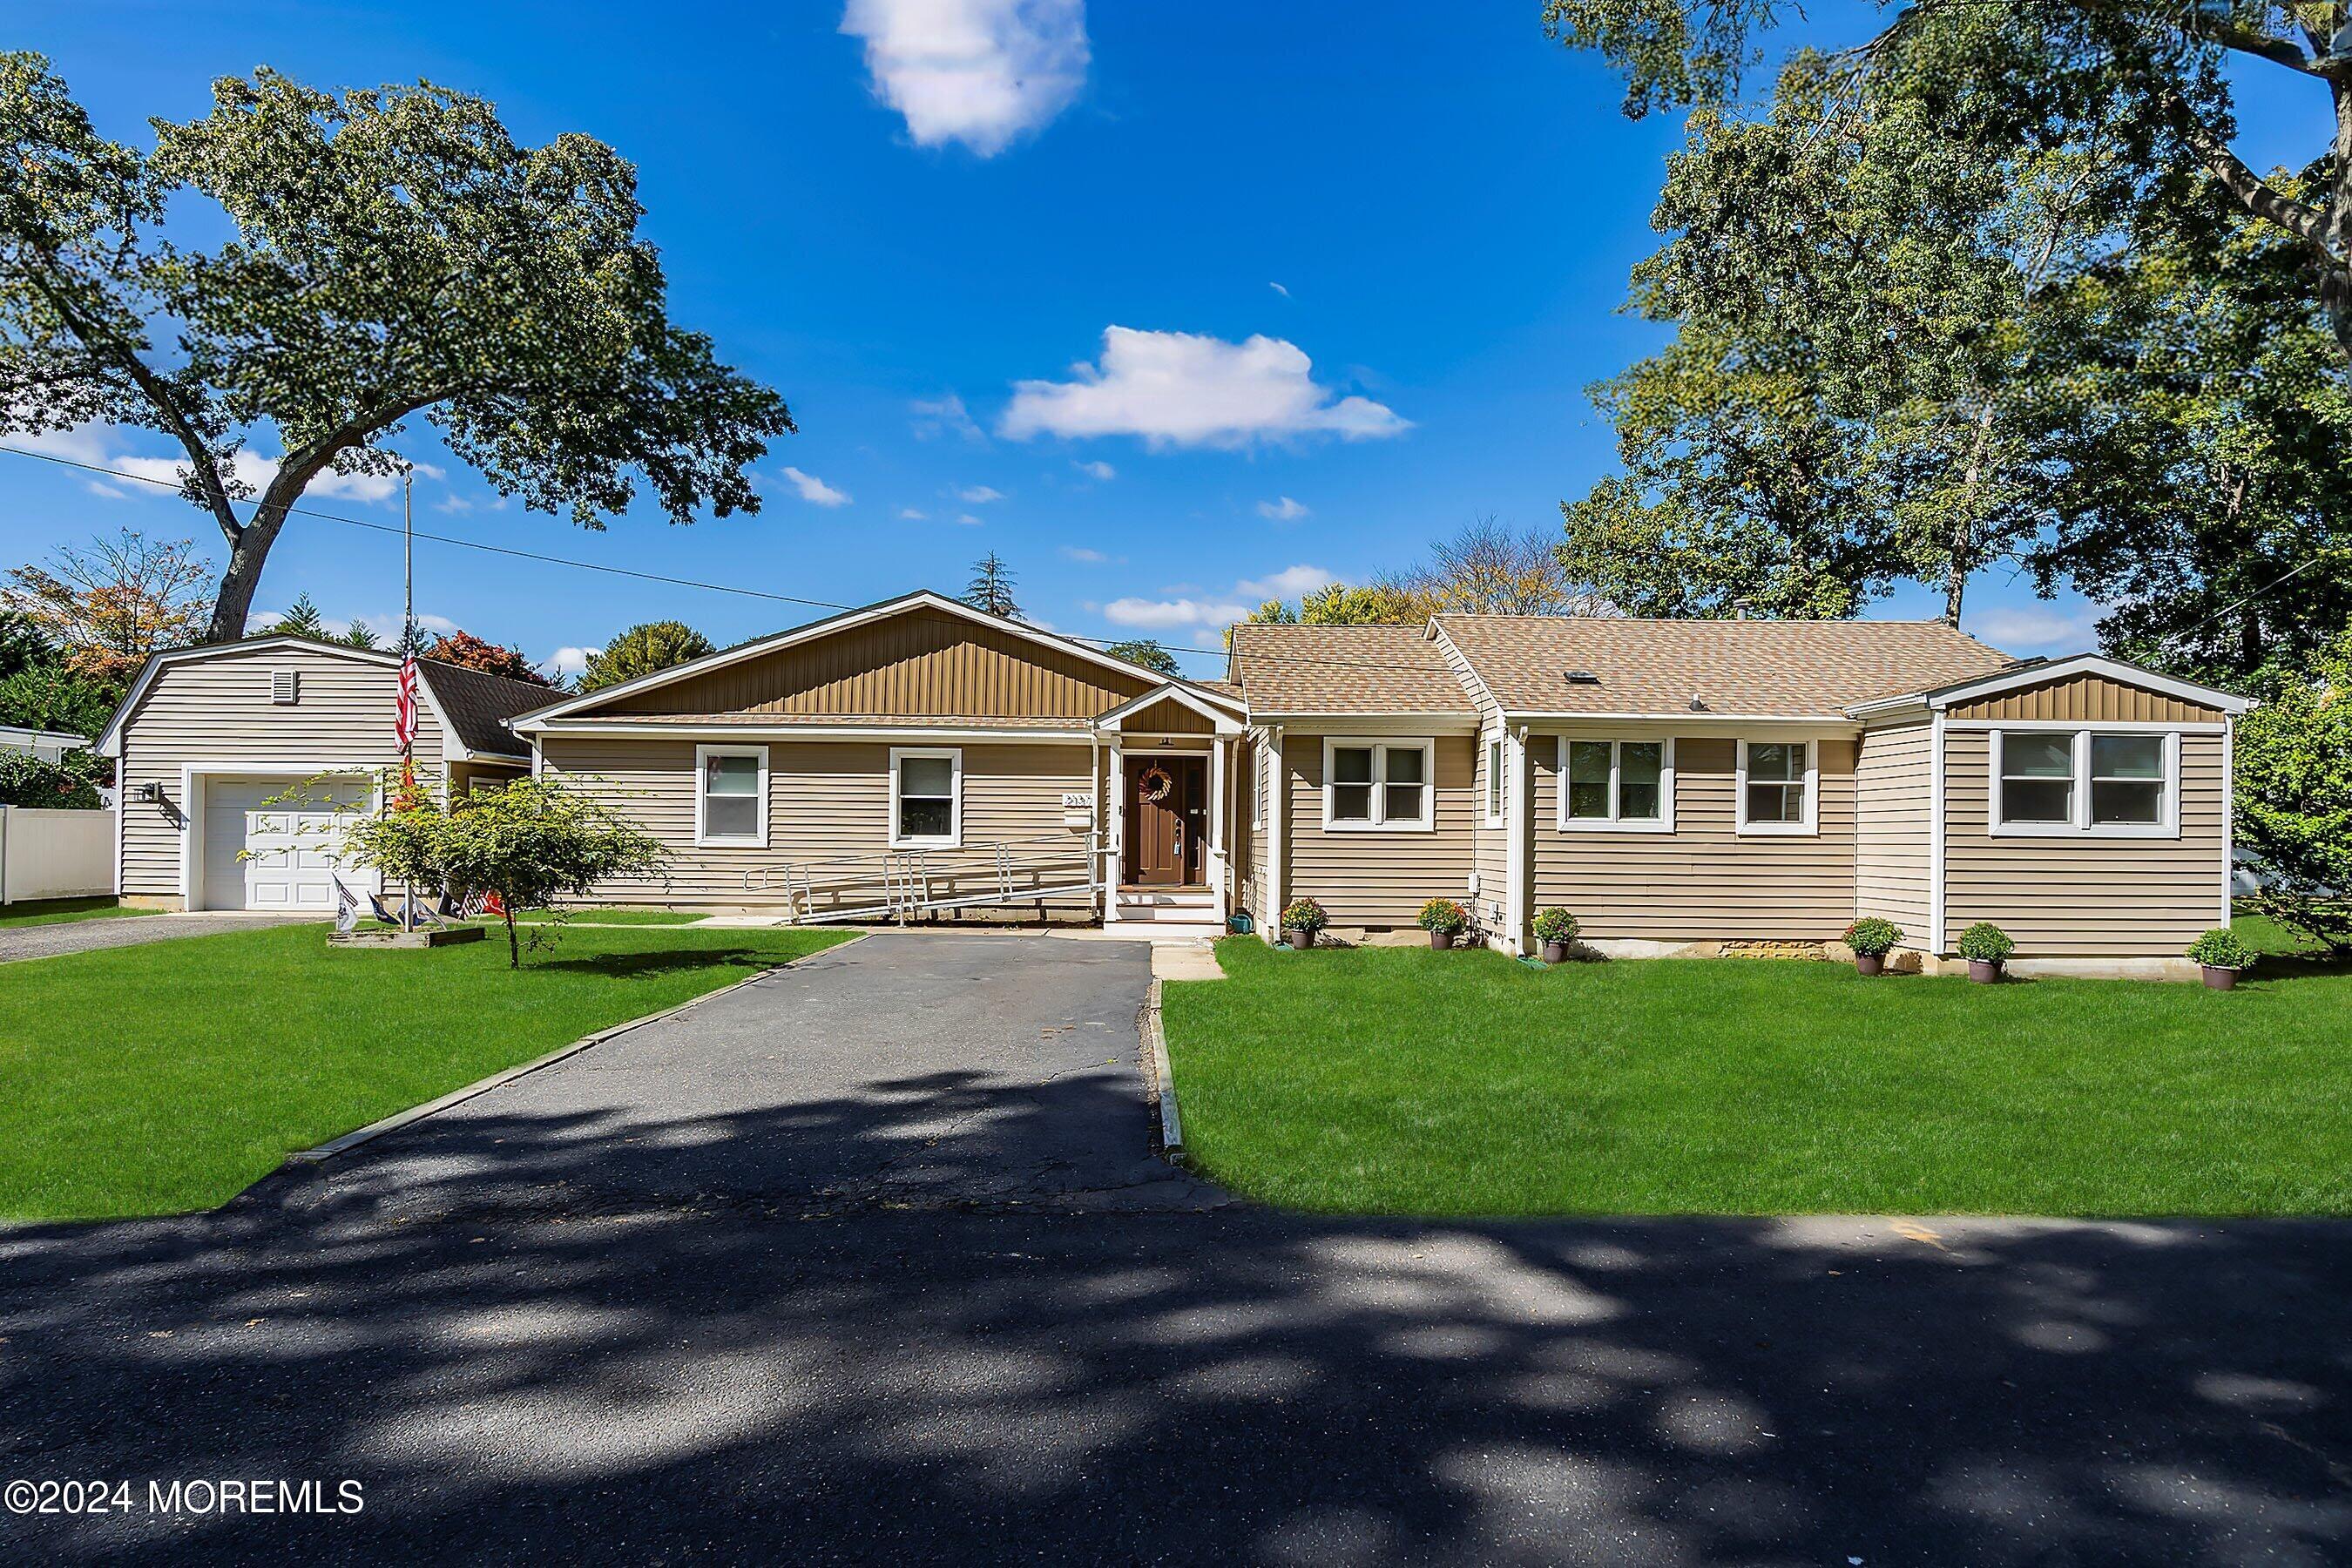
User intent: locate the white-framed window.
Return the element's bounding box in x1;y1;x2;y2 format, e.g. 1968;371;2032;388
1557;737;1674;832
1252;743;1268;831
695;744;767;848
1991;728;2179;838
1735;739;1816;835
1484;736;1505;825
889;747;962;848
1321;738;1434;832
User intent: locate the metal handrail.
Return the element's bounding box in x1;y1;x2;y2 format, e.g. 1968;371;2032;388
743;833;1101;925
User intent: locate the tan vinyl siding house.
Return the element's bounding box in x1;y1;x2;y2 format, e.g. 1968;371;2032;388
1853;718;1936;943
1278;731;1479;928
96;638;541;911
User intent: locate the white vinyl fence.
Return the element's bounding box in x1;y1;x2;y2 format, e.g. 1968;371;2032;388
0;807;115;904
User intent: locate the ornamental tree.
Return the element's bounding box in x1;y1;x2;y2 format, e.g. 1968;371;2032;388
0;55;793;642
423;628;549;685
2234;622;2352;956
576;619;716;693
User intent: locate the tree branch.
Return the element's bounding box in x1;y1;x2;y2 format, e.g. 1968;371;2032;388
2177;117;2333;250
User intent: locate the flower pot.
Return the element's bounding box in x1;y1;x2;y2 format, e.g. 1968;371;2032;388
1285;927;1315;951
1429;929;1456;950
1855;952;1885;977
2200;963;2240;991
1541;940;1570;965
1967;958;2004;983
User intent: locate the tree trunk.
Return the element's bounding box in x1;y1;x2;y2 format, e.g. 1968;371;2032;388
2329;76;2352;364
202;508;289;644
503;908;520;969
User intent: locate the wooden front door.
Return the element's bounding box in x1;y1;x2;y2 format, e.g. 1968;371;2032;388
1125;754;1207;886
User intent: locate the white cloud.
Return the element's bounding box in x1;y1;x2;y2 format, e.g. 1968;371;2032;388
780;465;851;507
1268;281;1289;297
1237;564;1340;601
1103;596;1253;632
1000;327;1411;448
909;393;985;443
898;506;929;520
955;484;1006;503
1060;545;1109;563
1969;604;2101;653
1256;496;1310;522
951;512;984;526
543;645;599;679
1073;459;1115;481
841;0;1088;156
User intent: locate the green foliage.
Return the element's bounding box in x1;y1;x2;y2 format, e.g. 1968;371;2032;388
1843;917;1904;958
1281;896;1328;933
0;55;793;639
1955;922;2015;963
2234;623;2352;956
260;593;328;639
0;610;47;677
0;747;109;808
576;619;716;693
1104;639;1179;678
1531;907;1578;943
0;662;121;738
963;554;1019;618
1417;898;1469;935
2186;927;2255;970
422;629;549;685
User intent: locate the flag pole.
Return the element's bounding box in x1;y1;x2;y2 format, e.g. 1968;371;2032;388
401;468;415;932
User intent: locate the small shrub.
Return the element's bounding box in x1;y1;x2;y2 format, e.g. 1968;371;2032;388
1842;917;1904;957
1417;898;1468;935
1281;896;1328;933
1531;907;1578;943
2186;927;2255;970
0;748;110;809
1955;922;2015;963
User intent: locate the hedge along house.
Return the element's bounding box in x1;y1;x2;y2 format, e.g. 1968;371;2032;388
94;636;546;912
510;591;1251;929
1227;619;2253;977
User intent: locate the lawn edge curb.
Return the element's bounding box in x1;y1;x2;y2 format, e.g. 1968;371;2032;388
1145;976;1183;1154
276;930;867;1173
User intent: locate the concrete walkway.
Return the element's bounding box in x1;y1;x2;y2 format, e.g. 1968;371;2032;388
0;911;314;963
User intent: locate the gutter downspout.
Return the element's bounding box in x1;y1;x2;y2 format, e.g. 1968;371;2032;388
1265;725;1286;944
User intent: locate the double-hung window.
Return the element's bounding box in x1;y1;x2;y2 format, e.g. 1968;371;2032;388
695;745;767;848
1323;739;1433;831
1484;737;1505;824
1736;739;1815;835
1992;729;2176;836
890;747;961;848
1558;738;1672;830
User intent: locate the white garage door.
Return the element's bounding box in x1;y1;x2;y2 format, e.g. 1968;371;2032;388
199;775;376;911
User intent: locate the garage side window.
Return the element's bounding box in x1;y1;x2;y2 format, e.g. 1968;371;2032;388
696;746;767;848
891;747;961;848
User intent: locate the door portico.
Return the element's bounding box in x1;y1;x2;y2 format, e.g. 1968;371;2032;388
1092;682;1247;926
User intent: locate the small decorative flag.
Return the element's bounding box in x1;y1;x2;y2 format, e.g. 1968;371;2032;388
331;876;361;935
395;652;419;752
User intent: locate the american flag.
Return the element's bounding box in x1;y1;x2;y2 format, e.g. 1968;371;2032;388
395;652;418;752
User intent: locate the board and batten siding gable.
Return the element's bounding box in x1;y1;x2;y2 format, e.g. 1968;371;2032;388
599;611;1155;720
118;645;443;899
1941;728;2226;956
1280;731;1477;926
1529;733;1858;943
1853;719;1934;943
1947;672;2222;725
537;735;1098;910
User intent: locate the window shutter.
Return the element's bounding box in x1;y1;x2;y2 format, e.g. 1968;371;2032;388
271;670;300;705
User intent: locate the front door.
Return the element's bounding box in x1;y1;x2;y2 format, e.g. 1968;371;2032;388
1125;754;1206;886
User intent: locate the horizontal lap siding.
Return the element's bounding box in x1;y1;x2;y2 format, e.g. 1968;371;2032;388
1531;736;1857;942
1281;733;1477;926
1948;673;2221;724
1943;729;2226;956
1471;723;1510;933
118;646;443;899
1855;720;1933;942
537;737;1096;909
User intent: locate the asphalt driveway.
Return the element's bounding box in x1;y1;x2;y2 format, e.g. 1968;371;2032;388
312;930;1216;1219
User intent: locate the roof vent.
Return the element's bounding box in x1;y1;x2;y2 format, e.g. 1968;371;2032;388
271;669;300;706
1563;670;1600;685
1687;693;1708;712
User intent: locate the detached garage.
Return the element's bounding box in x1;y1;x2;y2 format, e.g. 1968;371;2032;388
94;637;551;911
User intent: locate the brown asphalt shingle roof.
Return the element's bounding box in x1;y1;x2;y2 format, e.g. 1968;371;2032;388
1227;623;1478;715
416;661;560;758
1431;616;2016;717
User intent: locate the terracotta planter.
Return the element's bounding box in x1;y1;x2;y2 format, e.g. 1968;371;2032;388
1541;939;1570;965
1855;952;1885;977
1967;958;2004;984
1284;927;1315;951
2200;963;2240;991
1429;929;1456;950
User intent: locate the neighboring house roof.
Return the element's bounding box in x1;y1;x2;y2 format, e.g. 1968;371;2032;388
92;635;544;761
1430;615;2015;719
1227;623;1478;717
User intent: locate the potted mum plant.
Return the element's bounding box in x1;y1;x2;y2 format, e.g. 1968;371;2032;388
1419;898;1470;950
1531;907;1578;964
2186;927;2255;991
1955;921;2014;983
1842;917;1903;977
1280;896;1328;951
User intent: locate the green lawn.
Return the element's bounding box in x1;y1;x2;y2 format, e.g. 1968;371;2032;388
2233;901;2335;957
0;897;156;929
472;907;710;925
0;923;850;1222
1162;939;2352;1218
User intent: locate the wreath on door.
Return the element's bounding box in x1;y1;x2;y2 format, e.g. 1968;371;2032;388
1137;766;1174;803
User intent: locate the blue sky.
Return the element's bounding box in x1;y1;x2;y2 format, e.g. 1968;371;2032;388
6;2;2335;678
